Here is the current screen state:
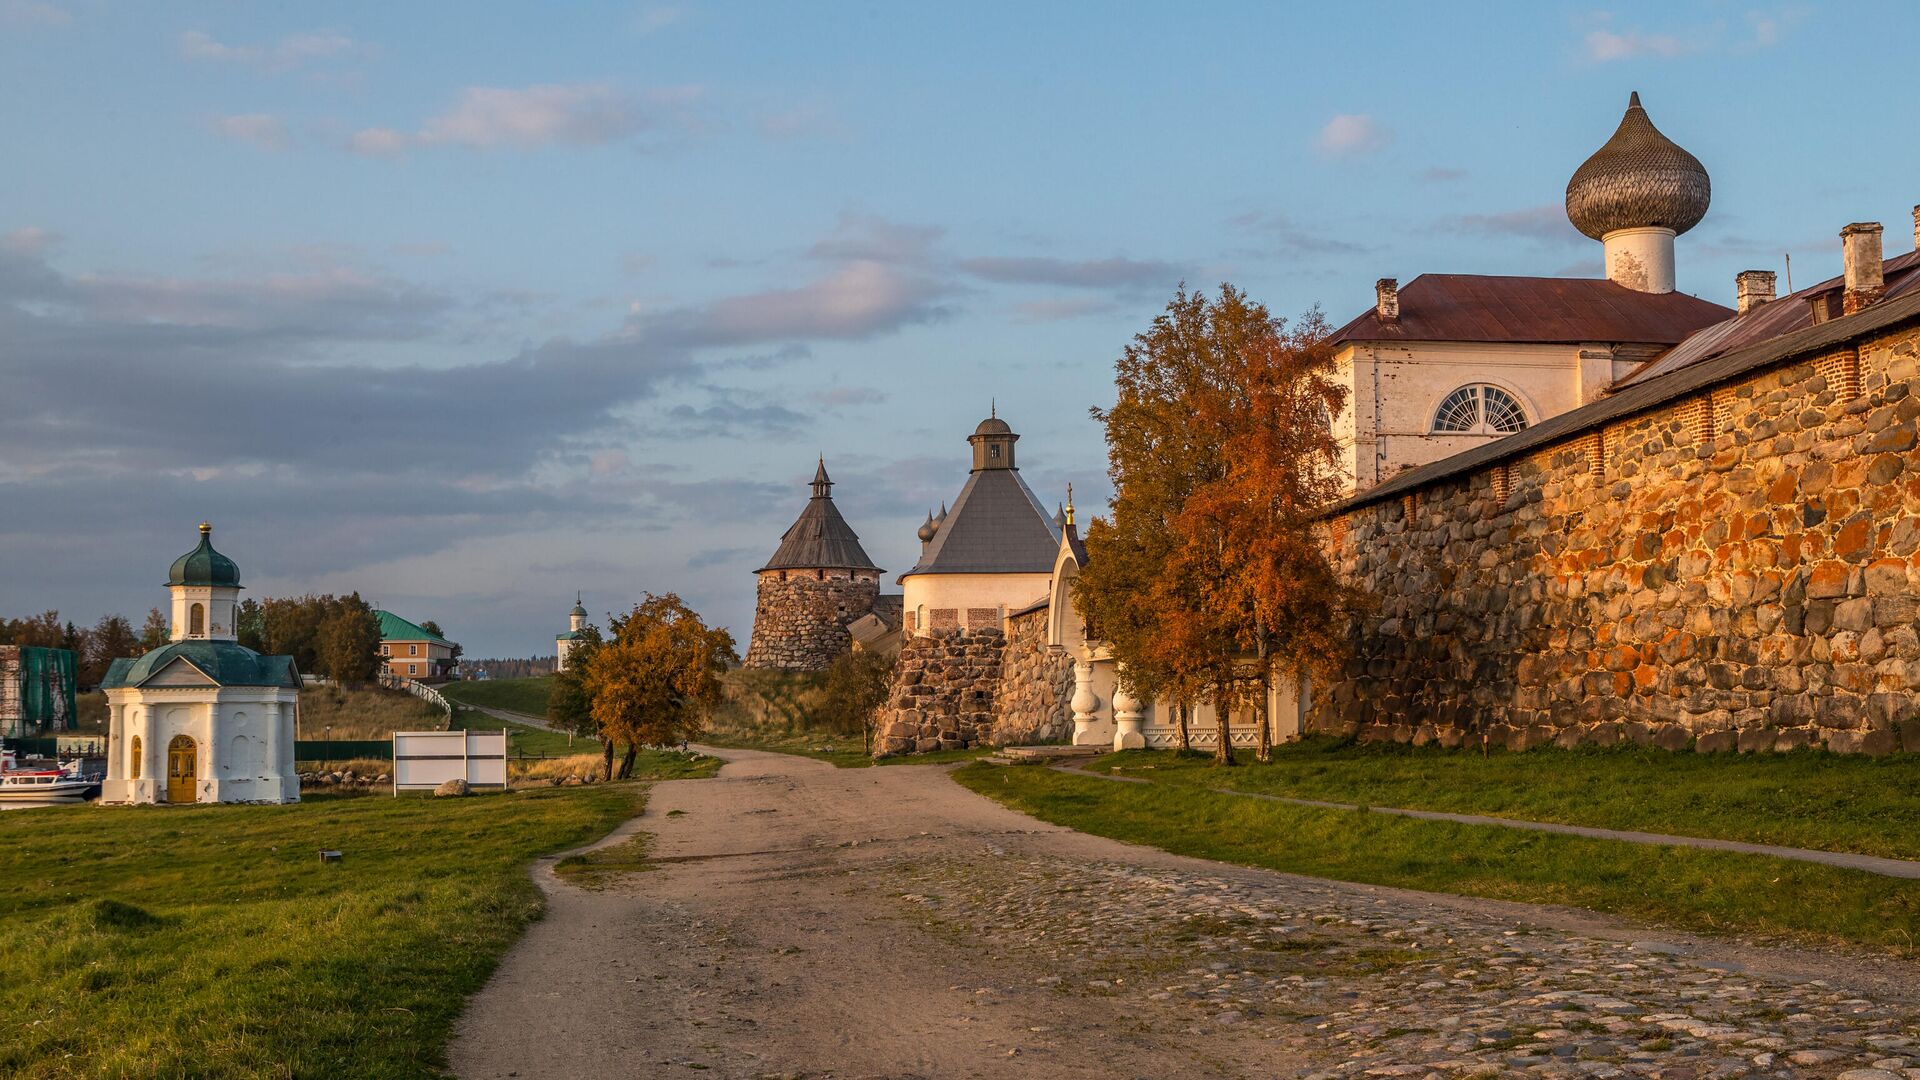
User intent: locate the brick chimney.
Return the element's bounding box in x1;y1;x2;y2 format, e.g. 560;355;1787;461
1375;278;1399;323
1735;270;1776;315
1841;222;1885;315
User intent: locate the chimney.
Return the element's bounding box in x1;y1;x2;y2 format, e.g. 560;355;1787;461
1840;222;1885;315
1735;270;1776;315
1375;278;1399;322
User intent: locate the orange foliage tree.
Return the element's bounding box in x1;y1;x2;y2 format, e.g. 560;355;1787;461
1079;284;1353;765
583;593;737;780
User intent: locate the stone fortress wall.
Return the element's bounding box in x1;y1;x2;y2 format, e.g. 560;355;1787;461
873;628;1005;755
743;570;880;672
1314;318;1920;754
990;607;1074;745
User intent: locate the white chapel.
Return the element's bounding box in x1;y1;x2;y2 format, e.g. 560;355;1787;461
99;523;302;806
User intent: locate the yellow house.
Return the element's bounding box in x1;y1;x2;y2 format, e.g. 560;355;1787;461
375;610;457;683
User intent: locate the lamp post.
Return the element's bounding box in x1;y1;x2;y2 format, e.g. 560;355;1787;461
324;724;332;772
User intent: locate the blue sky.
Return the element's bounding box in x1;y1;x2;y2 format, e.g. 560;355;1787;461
4;1;1918;657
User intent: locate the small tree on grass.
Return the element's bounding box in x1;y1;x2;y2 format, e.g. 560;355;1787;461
816;649;896;754
583;593;737;780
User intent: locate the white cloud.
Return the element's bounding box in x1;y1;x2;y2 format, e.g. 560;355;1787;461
178;28;368;70
958;255;1180;290
0;0;69;28
2;226;60;256
1443;204;1583;244
1584;27;1688;61
1316;114;1390;158
213;113;287;150
646;261;951;348
353;83;701;155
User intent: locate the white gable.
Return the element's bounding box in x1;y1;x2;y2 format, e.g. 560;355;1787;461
144;657;217;687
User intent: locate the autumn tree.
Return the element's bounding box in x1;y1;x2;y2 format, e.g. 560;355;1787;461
317;602;383;685
83;615;142;688
583;593;736;780
1078;284;1351;765
546;623;604;742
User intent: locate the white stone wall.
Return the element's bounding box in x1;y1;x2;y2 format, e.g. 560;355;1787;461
902;572;1051;637
102;685;299;805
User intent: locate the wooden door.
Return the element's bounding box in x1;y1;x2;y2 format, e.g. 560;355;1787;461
166;735;197;804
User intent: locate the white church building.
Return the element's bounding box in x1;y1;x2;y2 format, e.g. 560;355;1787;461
99;523;302;806
555;594;590;672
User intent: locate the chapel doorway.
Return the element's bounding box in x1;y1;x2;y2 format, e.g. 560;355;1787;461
166;735;197;804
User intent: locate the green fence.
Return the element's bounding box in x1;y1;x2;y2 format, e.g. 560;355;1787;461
294;740;393;761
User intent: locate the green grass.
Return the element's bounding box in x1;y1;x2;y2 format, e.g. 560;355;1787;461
0;784;643;1078
439;676;555;719
1089;739;1920;861
451;707;593;757
702;728;990;768
953;763;1920;954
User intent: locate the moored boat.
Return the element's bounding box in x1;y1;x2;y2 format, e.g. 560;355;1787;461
0;745;95;802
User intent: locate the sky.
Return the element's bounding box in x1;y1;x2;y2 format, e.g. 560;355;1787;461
5;1;1919;658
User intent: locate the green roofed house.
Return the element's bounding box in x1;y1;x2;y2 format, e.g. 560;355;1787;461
376;610;458;683
99;523;302;806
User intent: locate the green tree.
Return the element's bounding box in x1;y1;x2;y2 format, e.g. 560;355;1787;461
137;608;170;650
546;624;604;741
816;649;896;753
316;601;382;685
235;598;266;652
83;614;142;688
584;593;736;780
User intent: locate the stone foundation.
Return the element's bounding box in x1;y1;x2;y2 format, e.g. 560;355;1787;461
990;608;1073;745
744;570;880;671
874;628;1004;755
1317;319;1920;754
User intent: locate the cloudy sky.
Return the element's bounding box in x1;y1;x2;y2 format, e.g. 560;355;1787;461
5;1;1918;657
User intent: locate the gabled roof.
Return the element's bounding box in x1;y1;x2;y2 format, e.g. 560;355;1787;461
901;467;1060;578
1329;274;1730;347
99;640;299;690
1615;249;1920;388
759;461;882;572
376;610;454;647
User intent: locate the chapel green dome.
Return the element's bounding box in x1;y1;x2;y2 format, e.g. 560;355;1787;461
167;522;242;588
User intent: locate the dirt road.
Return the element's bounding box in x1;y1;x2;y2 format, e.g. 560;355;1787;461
451;748;1920;1080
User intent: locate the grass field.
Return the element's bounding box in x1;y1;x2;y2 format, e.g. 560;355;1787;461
298;685;445;739
452;708;593;758
0;785;641;1078
1089;740;1920;861
440;676;554;718
954;762;1920;955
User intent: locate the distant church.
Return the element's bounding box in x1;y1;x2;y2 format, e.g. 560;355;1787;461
555;595;589;672
100;524;302;805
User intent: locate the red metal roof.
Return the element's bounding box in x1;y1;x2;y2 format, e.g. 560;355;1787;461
1614;249;1920;387
1329;274;1730;347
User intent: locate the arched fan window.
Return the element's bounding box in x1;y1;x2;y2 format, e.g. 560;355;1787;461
1432;385;1529;435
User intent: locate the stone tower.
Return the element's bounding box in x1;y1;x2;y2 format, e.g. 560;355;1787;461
744;459;883;670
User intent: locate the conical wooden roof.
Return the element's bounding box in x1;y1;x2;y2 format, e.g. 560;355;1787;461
758;460;881;573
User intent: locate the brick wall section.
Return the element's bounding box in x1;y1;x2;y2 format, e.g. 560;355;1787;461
990;607;1074;745
743;570;880;671
874;628;1004;755
1316;319;1920;754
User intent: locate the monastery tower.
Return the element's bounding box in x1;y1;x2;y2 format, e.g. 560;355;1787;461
743;459;883;671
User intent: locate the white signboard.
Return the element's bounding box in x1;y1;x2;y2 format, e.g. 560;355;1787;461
392;730;508;792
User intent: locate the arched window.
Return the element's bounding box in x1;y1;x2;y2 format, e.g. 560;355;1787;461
1432;385;1529;435
189;603;205;637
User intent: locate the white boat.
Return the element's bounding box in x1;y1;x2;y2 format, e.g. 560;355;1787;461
0;746;95;803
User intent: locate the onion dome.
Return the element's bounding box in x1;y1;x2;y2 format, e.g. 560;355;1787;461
1565;92;1710;241
917;511;939;543
570;593;587;617
167;522;241;587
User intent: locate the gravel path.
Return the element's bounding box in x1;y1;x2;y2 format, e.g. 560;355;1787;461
451;748;1920;1080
